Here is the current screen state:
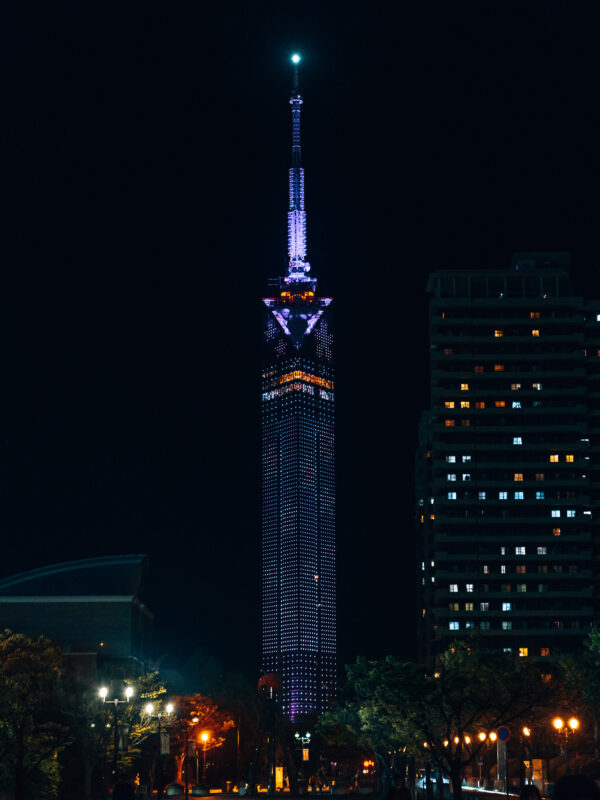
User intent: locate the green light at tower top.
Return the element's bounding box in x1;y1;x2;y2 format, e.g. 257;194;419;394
291;53;301;64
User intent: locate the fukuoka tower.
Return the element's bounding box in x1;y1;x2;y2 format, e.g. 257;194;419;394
260;55;336;719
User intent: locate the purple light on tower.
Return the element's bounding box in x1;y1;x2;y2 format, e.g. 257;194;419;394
260;54;337;720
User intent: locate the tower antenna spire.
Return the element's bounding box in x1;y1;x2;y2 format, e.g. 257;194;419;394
287;54;310;282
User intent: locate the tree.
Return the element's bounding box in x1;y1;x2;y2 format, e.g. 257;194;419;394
560;628;600;760
169;694;235;784
0;630;71;800
338;640;551;800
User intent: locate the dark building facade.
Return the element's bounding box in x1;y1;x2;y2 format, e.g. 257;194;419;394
417;253;600;664
0;554;153;676
261;58;336;719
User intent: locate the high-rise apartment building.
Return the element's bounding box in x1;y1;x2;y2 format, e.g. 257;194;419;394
261;57;336;718
417;253;599;665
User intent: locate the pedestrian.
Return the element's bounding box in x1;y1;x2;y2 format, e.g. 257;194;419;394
554;775;600;800
112;774;135;800
519;786;541;800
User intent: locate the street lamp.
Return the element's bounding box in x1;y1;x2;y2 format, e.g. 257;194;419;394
552;716;579;774
143;701;175;798
200;732;210;785
99;684;135;781
294;732;312;790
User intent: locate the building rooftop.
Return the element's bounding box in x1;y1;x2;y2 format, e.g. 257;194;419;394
0;554;148;598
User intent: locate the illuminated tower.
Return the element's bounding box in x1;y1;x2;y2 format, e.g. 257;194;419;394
261;55;336;719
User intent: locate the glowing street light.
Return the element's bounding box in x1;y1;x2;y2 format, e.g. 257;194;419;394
478;732;487;742
489;732;497;742
98;683;135;781
291;53;301;64
552;715;580;774
200;731;210;785
143;701;175;799
522;727;531;737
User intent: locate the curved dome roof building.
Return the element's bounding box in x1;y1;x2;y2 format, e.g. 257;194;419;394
0;554;153;673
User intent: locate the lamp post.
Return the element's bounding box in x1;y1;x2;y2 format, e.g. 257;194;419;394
143;702;174;798
552;717;579;775
99;684;134;782
200;732;210;786
520;726;531;789
294;731;311;791
184;716;199;798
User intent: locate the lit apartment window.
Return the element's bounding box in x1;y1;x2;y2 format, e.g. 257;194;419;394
530;312;540;319
494;364;504;372
551;510;561;518
499;491;508;500
462;473;471;481
445;420;455;427
517;583;527;593
479;491;486;499
533;382;542;390
445;401;455;409
462;455;471;462
496;400;506;408
443;348;453;355
465;602;474;611
460;401;470;408
552;528;561;536
494;330;503;337
475;401;485;409
549;454;559;463
460;383;469;391
537;546;548;555
466;584;474;592
503;647;513;653
447;474;457;481
480;602;489;611
512;401;521;409
502;602;512;611
448;492;457;500
516;565;526;574
449;602;459;611
519;648;529;657
540;648;550;657
500;565;507;575
501;583;511;592
449;584;458;593
511;383;522;390
513;436;523;445
449;621;459;630
535;473;545;481
474;365;484;373
502;621;512;630
515;546;526;555
500;547;506;554
461;419;471;427
446;455;456;463
514;491;524;500
567;510;576;518
514;473;524;481
565;454;574;462
531;329;540;337
483;565;489;574
536;491;545;499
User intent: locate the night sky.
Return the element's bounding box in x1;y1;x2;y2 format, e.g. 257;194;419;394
3;1;600;680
